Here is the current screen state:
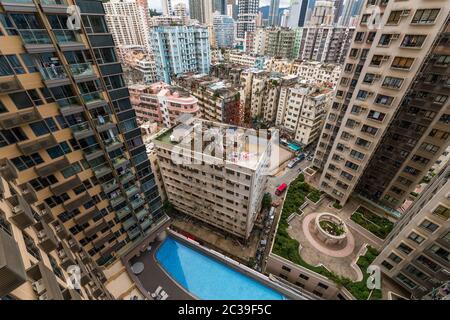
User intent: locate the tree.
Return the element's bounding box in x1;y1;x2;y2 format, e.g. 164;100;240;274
262;193;272;209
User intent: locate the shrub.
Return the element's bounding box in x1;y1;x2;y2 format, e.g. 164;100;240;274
350;207;394;239
333;201;343;209
307;189;321;203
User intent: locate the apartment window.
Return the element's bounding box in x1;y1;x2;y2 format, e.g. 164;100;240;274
378;34;395;46
46;141;71;159
388;252;402;263
340;171;353;181
433;205;450;220
374;94;394;106
317;282;329;290
29;120;50;137
401;34;426;48
345;161;358;171
396;273;417;289
416;255;440;272
381;260;393;270
356;90;369;100
368;110;385;121
434;95;448;104
382;76;403;89
349;48;359;58
11;153;44;171
370;55;383;67
360;14;370;24
354;31;364;42
391;56;414;69
411;9;440;24
429;245;449;262
81;15;108;34
397;243;413;255
61;162;82;179
361;125;378;136
366;32;376;43
351;105;362;114
411;155;429;165
20;53;38;73
405;265;429;281
0;13;18;35
386;10;403;25
2;55;25;75
419;219;439;233
344;63;353;72
355;138;370;148
420;142;439;154
403;166;421;176
408;232;425;245
9;91;33;109
435;55;450;66
94;48;117;64
23;232;41;260
281;265;291;272
0;210;12;236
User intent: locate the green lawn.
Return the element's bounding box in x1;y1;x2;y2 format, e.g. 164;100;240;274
351;206;394;239
273;176;381;300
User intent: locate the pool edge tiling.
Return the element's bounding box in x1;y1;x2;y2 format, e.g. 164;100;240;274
155;236;287;300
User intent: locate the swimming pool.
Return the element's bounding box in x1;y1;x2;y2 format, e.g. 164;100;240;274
156;236;286;300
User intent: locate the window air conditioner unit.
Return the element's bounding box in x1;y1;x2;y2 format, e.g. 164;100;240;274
391;34;400;40
400;10;411;17
382;55;390;61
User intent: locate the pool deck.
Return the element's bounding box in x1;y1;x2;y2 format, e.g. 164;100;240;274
129;239;194;300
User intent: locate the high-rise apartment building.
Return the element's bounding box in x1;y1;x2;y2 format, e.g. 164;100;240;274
154;118;270;239
269;0;280;26
189;0;214;24
264;28;299;59
174;74;243;125
149;24;211;84
129;82;200;127
213;13;235;48
339;0;356;26
103;0;151;54
276;83;332;146
0;0;165;282
173;2;189;24
288;0;309;28
333;0;345;24
161;0;173;16
314;1;450;210
214;0;227;15
236;0;259;40
373;162;449;299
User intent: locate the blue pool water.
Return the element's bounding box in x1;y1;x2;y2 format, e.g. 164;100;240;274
156;237;286;300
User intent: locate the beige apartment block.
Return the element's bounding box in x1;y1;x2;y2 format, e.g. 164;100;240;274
276;83;333;146
153;118;271;240
0;176;112;300
373;162;449;299
314;0;450;211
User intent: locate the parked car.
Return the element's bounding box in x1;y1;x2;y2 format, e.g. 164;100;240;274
275;183;287;196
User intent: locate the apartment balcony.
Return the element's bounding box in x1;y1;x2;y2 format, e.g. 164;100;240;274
115;206;131;220
82;92;106;109
104;137;122;152
67;237;81;252
119;170;134;184
69;63;95;80
130;196;145;210
19;182;37;204
34;155;70;177
17;133;57;155
63;191;90;212
0;0;36;12
56;96;84;116
127;227;140;240
122;217;137;231
84;219;107;238
94;115;116;132
112;156;129;169
0;158;18;181
7;194;35;229
101;178;119;194
0;75;22;93
93;232;115;250
52;220;69;240
50;175;82;196
27;262;64;300
92;163;112;179
110;195;126;208
140;218;152;231
0;107;41;129
37;202;54;223
53;29;85;51
125;185;139;198
135;208;148;221
35;221;58;254
99;241;122;260
88;281;103;298
73;207;98;225
70;122;94;140
83;144;103;162
18;29;53;53
38;65;70;88
40;0;69;14
0;228;27;297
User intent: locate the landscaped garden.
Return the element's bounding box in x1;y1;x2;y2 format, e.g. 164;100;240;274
273;175;381;300
351;206;394;239
319;220;345;236
307;189;322;203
